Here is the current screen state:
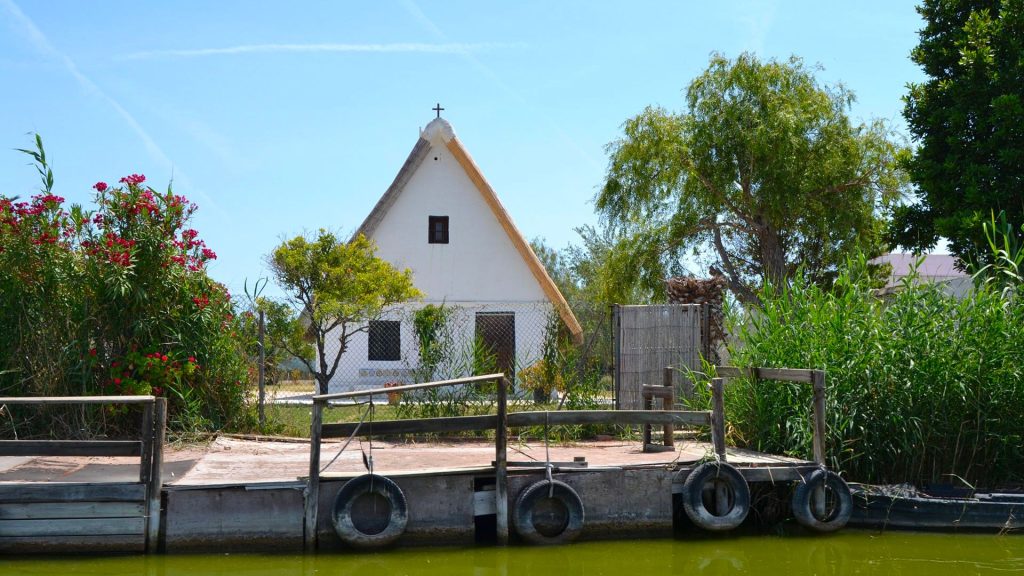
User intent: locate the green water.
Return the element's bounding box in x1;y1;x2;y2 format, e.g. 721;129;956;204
3;532;1022;575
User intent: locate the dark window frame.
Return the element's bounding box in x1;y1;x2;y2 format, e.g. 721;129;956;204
428;215;449;244
368;320;401;361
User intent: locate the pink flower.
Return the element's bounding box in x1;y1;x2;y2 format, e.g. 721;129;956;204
93;182;108;192
201;248;217;260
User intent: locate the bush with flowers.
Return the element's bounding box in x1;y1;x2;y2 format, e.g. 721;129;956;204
0;136;250;436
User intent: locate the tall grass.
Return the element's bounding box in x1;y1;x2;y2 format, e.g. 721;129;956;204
706;256;1023;488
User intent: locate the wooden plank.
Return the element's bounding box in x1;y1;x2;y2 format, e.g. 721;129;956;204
0;501;145;520
715;366;815;383
145;397;166;552
495;376;509;546
0;483;146;502
0;396;154;405
757;367;815;383
323;415;498;438
0;534;145;553
641;385;674;399
312;373;505;401
304;399;323;551
0;439;142;457
323;411;711;438
508;410;712;428
0;516;145;537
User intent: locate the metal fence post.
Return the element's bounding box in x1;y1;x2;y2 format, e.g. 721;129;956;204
258;309;266;428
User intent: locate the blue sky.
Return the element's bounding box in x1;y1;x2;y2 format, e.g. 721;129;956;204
1;1;925;298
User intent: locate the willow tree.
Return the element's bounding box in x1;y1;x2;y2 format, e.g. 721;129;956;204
269;230;420;395
597;53;909;304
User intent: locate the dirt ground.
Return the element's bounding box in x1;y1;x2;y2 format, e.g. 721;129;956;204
0;435;802;486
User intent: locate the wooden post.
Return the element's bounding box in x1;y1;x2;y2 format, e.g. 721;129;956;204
145;398;166;553
662;367;675;448
258;309;266;428
495;376;509;545
304;399;324;551
711;378;726;462
811;370;827;519
811;370;827;466
139;401;154;484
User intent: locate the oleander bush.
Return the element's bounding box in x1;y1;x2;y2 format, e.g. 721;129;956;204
0;136;251;437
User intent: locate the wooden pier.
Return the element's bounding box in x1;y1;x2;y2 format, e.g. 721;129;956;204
0;396;166;553
0;366;834;553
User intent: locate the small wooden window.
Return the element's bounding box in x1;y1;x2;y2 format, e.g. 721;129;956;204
368;320;401;361
429;216;449;244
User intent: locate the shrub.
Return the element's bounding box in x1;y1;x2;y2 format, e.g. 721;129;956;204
704;255;1024;487
0;137;251;437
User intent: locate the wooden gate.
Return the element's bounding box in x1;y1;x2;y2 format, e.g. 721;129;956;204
0;396;166;553
613;305;705;410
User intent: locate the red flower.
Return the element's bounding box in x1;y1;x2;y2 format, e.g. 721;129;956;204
93;182;108;192
152;386;163;396
188;356;196;363
119;174;146;186
88;348;97;357
161;355;168;362
113;378;122;385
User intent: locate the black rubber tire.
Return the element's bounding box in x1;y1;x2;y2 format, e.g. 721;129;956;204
681;462;751;532
332;474;408;548
511;480;585;545
792;469;852;532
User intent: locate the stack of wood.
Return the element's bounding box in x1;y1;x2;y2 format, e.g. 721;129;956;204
665;273;728;363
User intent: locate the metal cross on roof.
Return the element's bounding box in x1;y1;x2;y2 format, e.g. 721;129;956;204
432;103;444;118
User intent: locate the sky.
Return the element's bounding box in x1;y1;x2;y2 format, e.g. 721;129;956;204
0;1;926;299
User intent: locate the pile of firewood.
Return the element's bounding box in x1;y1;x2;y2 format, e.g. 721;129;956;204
665;274;728;362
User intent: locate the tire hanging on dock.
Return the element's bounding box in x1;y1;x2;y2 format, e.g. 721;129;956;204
331;474;409;548
511;479;585;545
791;469;852;533
680;461;751;531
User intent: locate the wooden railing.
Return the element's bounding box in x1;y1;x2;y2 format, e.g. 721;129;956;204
712;367;827;466
305;373;715;549
0;396;167;552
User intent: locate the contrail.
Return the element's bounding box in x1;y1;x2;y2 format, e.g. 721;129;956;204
0;0;224;215
118;42;513;61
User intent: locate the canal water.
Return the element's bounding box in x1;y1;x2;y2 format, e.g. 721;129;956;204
2;531;1022;575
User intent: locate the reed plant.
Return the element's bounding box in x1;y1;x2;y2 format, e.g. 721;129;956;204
701;254;1023;488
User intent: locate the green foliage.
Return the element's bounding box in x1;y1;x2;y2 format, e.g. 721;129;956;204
412;304;452;382
968;210;1024;297
269;230;420;394
700;255;1024;487
893;0;1024;262
236;288;311;391
0;136;250;437
598;53;908;304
